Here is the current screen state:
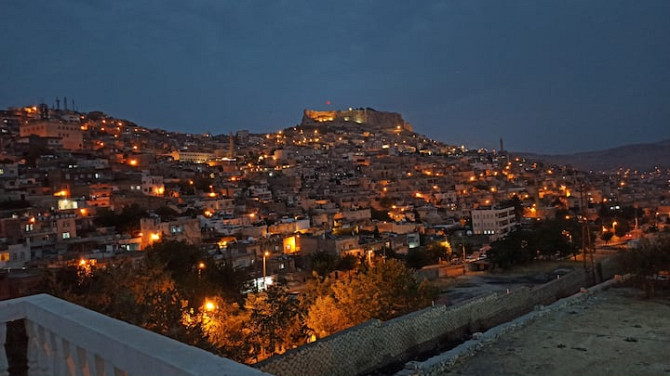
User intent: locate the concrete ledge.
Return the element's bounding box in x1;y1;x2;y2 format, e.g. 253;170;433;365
0;294;269;376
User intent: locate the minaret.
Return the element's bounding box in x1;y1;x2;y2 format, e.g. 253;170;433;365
228;132;235;159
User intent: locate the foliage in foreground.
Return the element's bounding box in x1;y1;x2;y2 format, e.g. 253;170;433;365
40;243;436;364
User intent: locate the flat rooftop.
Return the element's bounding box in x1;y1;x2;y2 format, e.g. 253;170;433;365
442;287;670;376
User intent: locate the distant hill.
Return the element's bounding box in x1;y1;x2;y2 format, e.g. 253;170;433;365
518;139;670;172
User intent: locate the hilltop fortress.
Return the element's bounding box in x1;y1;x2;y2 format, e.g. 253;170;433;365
301;107;413;133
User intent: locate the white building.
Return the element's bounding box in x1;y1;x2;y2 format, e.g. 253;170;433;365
471;206;517;240
141;173;165;196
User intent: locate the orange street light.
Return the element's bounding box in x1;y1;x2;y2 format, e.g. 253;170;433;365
263;251;270;289
198;262;206;279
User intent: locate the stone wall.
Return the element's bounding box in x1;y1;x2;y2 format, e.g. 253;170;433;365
257;261;618;376
398;274;632;376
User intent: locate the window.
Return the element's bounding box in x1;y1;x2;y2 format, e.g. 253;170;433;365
62;232;71;239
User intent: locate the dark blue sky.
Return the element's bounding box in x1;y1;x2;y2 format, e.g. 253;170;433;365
2;1;669;153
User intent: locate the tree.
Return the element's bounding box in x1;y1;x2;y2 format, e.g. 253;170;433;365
425;241;450;264
245;286;306;361
617;235;670;298
501;195;524;222
601;231;614;245
364;259;435;319
598;202;611;219
614;219;631;237
533;223;573;258
198;297;251;362
310;251;337;279
488;219;580;268
146;240;246;304
488;229;536;268
308;259;436;337
39;259;208;348
337;254;359;274
405;248;428;269
305;295;349;338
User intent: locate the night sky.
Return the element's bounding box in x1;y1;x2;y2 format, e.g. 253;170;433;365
2;1;669;154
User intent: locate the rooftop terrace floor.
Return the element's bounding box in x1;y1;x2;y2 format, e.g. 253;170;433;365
442;286;670;376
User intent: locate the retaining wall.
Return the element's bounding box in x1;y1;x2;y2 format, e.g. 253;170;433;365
257;260;617;376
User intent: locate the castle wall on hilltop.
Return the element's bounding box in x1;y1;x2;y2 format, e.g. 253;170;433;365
302;108;413;132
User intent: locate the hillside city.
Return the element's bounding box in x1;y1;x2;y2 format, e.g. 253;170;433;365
1;102;669;370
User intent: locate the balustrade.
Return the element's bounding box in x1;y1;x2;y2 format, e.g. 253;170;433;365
0;294;267;376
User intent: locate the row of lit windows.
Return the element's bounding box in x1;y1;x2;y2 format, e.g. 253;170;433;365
22;124;80;134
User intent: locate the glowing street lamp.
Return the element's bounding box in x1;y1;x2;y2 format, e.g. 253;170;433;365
262;251;269;289
198;262;206;279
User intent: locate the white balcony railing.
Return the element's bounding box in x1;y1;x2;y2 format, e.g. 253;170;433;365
0;294;269;376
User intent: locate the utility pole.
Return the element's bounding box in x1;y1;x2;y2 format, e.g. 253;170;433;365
462;244;467;275
579;183;596;284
